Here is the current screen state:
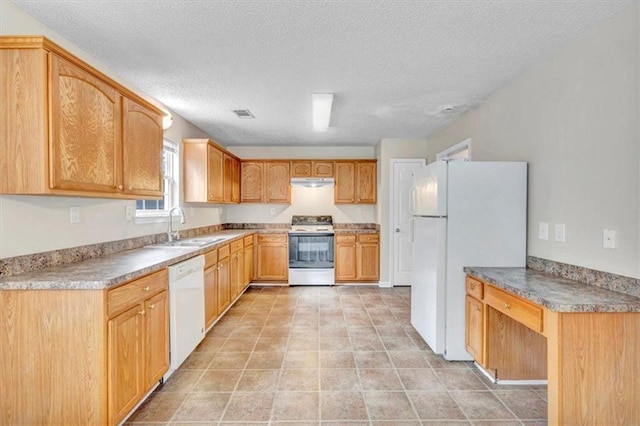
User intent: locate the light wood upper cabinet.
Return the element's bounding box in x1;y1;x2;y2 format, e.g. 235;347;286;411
0;36;164;200
241;161;264;202
183;139;240;204
334;161;377;204
240;160;291;203
291;160;334;178
122;96;163;197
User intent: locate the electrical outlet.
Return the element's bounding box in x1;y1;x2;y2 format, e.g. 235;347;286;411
125;206;133;221
538;222;548;240
554;224;565;242
270;207;276;216
603;228;617;249
69;206;80;224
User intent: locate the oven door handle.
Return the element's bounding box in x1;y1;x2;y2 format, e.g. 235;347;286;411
288;232;335;237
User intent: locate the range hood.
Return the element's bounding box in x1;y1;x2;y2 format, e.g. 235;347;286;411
290;177;335;188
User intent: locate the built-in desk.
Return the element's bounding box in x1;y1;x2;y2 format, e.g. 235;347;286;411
464;267;640;426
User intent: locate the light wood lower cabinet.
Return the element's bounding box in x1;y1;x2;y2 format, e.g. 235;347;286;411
243;235;254;288
335;233;379;283
254;233;288;282
204;255;218;331
217;246;231;314
230;239;244;301
465;295;484;364
465;274;640;425
0;269;169;426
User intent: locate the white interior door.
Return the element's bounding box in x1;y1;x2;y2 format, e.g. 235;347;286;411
391;159;426;286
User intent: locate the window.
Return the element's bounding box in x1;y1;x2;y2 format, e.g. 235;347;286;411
136;139;178;219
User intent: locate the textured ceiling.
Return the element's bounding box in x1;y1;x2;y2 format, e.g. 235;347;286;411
12;0;632;147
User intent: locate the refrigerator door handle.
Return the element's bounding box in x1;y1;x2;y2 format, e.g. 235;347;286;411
410;187;417;215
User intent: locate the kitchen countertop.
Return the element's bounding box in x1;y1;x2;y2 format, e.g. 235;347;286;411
0;230;254;291
464;266;640;313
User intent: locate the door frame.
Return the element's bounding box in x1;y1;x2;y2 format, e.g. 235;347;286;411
436;138;472;161
389;158;427;287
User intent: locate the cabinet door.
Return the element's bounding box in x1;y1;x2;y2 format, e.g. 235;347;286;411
335;240;357;281
240;161;264;202
207;144;224;203
291;161;312;177
313;161;334;177
122;97;163;197
465;295;484;364
256;243;288;280
229;252;241;301
49;54;121;193
357;242;380;281
223;154;233;203
266;162;291;203
217;257;231;313
231;158;240;203
108;304;143;425
244;244;253;288
145;290;169;389
334;161;355;203
204;265;218;330
356;162;377;204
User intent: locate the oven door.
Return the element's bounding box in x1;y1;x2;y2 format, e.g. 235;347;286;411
288;233;334;269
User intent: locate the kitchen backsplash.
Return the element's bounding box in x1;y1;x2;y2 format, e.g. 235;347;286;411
527;256;640;298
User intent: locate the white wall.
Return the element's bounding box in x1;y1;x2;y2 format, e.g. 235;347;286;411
227;146;374;160
374;139;429;284
0;1;222;258
427;3;640;278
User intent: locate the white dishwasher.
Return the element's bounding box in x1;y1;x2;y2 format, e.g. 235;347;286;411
167;255;205;375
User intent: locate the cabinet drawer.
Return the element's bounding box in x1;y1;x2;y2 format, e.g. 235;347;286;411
204;249;217;268
218;244;230;260
257;233;287;243
230;239;243;253
484;285;543;333
244;235;254;246
336;234;356;243
466;276;483;299
108;269;168;317
357;234;379;243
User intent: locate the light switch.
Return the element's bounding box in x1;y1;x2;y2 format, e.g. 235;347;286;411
603;228;617;249
69;206;80;224
270;207;276;216
125;206;133;221
538;222;549;240
554;224;565;242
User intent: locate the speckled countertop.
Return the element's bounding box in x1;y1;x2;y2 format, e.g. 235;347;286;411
0;230;254;291
464;267;640;313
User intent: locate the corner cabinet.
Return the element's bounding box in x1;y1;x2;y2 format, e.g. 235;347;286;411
0;36;163;199
335;233;380;283
0;269;170;426
183;138;240;204
334;160;377;204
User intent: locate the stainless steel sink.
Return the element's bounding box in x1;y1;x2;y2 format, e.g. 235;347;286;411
145;237;226;249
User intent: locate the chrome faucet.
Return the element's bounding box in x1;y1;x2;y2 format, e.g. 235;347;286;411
167;207;186;242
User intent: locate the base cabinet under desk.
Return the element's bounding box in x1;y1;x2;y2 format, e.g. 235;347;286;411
465;274;640;426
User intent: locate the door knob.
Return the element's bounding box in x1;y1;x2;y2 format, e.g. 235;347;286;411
395;228;400;233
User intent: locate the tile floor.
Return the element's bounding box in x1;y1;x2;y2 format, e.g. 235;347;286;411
126;285;547;425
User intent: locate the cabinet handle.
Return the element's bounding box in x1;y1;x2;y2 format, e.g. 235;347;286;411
144;286;150;292
503;303;511;310
118;185;123;190
137;310;145;316
148;303;155;309
474;305;481;312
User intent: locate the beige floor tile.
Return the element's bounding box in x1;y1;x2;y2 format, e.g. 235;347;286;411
320;391;368;421
374;324;407;337
388;351;431;369
221;391;275;422
229;326;264;338
380;335;419;351
172;392;230;422
271;391;320;421
193;337;226;352
180;350;216;369
236;369;280;392
363;391;418;421
359;369;403;390
208;351;251;369
246;351;285;369
320;335;352;351
450;391;516;420
278;368;320;391
493;389;547;420
260;326;291;337
288;335;319;351
254;336;289;351
125;391;187;422
283;350;319;369
350;335;385;352
353;351;393;369
193;369;242;392
320;368;361;391
397;368;446;391
156;370;202;393
407;391;466;420
320;351;356;368
435;368;489;391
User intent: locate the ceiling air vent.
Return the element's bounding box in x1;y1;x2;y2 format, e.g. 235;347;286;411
232;109;255;119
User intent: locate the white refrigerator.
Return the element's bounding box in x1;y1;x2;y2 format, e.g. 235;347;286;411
410;160;527;361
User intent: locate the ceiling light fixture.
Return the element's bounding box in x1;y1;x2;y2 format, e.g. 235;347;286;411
312;93;333;132
162;111;174;130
